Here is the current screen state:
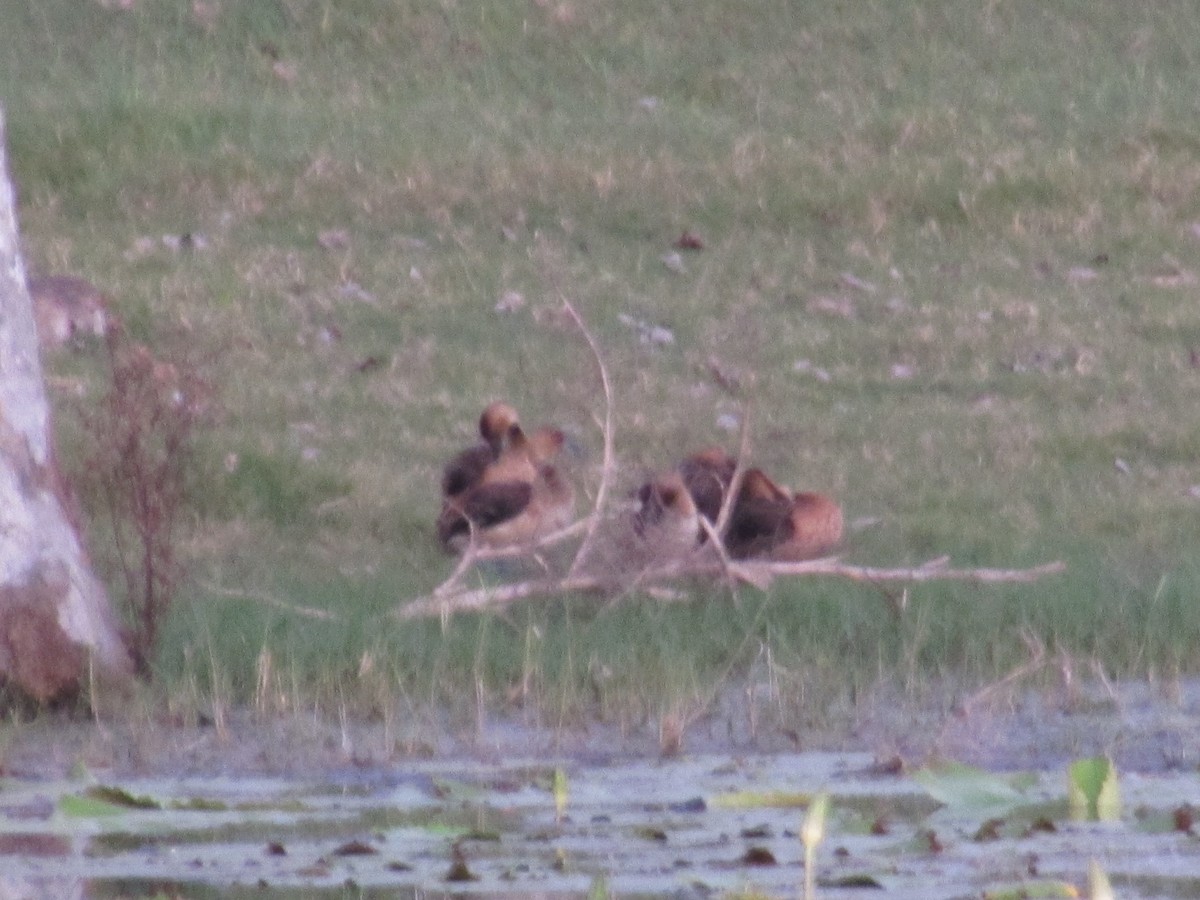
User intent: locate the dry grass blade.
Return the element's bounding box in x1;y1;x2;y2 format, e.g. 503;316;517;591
944;627;1048;728
396;575;609;620
204;584;339;621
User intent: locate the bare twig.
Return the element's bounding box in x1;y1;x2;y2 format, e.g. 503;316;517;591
395;557;1067;621
712;399;753;539
559;297;615;579
725;557;1067;587
691;399;757;602
697;516;754;599
432;533;482;597
429;517;591;600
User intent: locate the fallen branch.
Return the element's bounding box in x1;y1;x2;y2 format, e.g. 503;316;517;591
431;518;591;598
395;557;1067;621
737;557;1068;585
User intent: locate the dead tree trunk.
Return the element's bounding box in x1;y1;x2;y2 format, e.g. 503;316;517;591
0;107;133;702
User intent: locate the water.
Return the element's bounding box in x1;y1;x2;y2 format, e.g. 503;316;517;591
1;748;1198;898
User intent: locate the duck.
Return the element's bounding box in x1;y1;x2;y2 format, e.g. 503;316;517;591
437;421;573;552
440;401;521;500
449;462;575;550
475;422;565;489
675;447;737;524
725;468;844;561
632;471;702;557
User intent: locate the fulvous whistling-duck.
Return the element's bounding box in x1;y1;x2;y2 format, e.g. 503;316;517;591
676;447;737;524
440;401;521;499
633;471;703;556
437;419;573;552
726;468;843;561
437;461;574;552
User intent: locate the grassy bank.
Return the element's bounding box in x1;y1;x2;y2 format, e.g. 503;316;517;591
3;1;1200;738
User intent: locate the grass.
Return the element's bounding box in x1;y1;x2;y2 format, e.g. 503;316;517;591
4;0;1200;740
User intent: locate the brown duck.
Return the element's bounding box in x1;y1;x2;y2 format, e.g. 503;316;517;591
437;422;573;551
675;447;737;524
726;468;843;561
440;401;521;500
633;471;702;557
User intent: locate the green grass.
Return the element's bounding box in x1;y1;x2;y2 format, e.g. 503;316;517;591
5;0;1200;735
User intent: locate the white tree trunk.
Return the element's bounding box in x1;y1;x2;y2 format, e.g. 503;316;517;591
0;107;132;700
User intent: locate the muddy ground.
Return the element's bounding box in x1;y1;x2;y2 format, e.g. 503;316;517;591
3;675;1197;779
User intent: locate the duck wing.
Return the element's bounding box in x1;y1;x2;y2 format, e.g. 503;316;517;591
441;442;495;497
437;480;534;546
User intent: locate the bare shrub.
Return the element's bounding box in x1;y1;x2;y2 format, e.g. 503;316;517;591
77;328;213;678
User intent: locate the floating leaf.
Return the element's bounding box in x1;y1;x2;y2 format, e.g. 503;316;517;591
83;786;160;810
1068;757;1120;822
460;828;501;842
59;794;130;818
170;798;227;812
711;790;811;809
912;760;1023;811
982;880;1080;899
974;817;1006;842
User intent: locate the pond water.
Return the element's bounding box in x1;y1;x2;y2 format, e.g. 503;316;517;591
2;678;1200;898
1;749;1198;898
